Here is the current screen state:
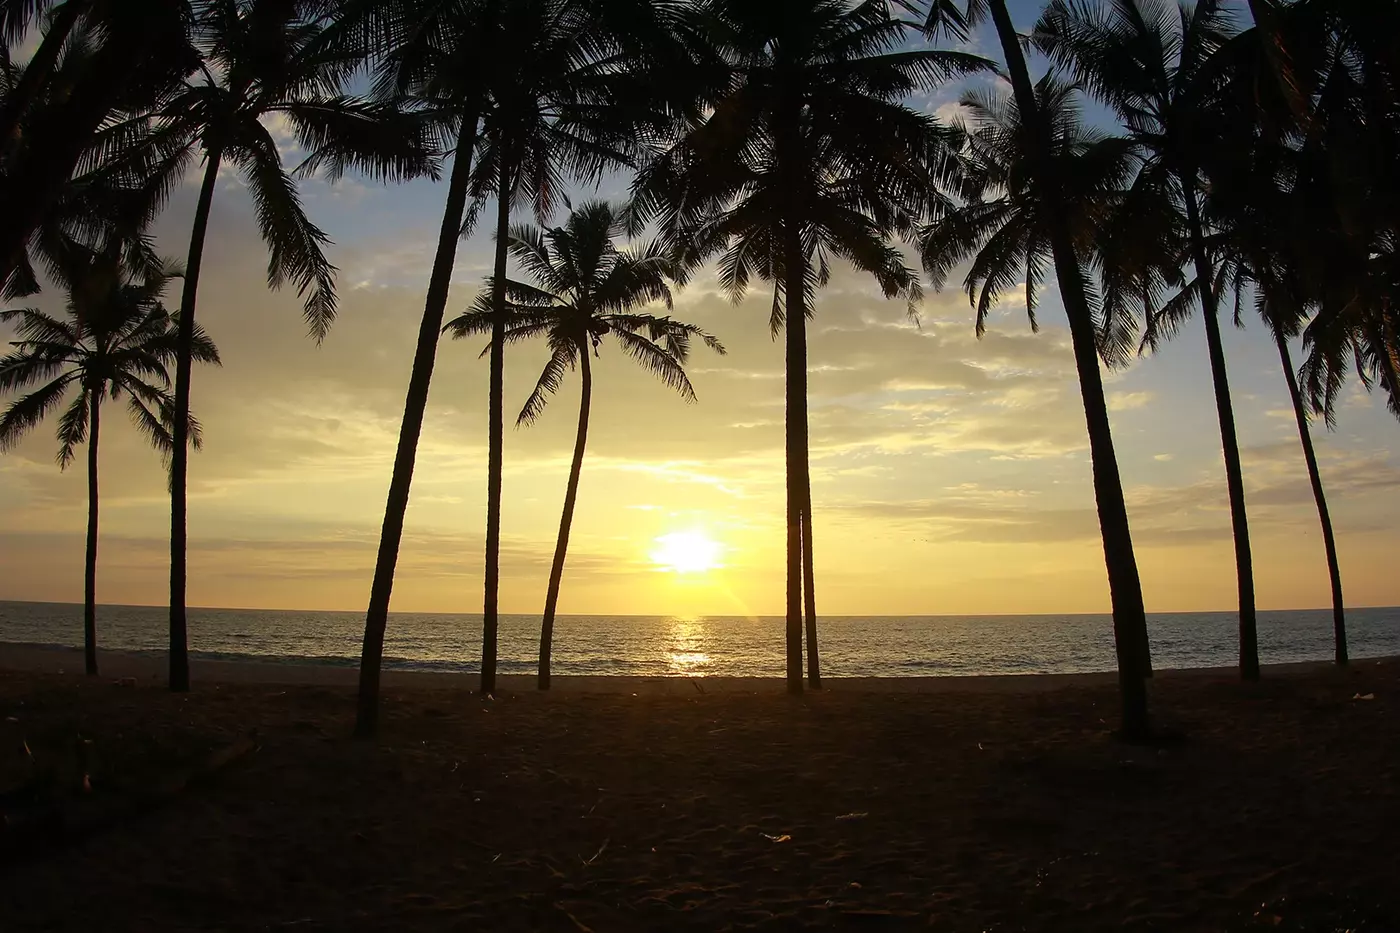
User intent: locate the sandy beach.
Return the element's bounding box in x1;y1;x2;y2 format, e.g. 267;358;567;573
2;646;1398;931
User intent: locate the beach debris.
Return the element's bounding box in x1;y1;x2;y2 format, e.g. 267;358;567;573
554;904;595;933
835;812;869;821
761;832;792;843
582;838;609;866
1352;693;1375;701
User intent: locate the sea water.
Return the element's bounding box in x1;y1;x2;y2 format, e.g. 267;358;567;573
1;601;1396;677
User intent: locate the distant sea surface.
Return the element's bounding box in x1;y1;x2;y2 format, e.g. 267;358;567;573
1;601;1397;678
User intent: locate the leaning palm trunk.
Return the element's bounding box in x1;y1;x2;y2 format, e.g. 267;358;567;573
357;121;480;736
538;349;592;689
481;166;511;697
1053;230;1152;734
83;389;100;677
1184;193;1259;680
988;0;1150;735
781;218;807;694
168;146;223;693
1276;330;1347;664
801;496;820;688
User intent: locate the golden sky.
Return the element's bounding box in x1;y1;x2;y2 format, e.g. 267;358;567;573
4;79;1400;617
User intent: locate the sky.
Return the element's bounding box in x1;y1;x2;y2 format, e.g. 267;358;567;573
3;0;1400;618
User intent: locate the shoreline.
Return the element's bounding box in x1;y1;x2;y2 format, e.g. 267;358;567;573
1;641;1389;694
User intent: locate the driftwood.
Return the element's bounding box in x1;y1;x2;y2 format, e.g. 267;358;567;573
0;734;257;865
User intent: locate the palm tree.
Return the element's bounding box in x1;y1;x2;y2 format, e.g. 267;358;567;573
4;12;201;303
920;0;1152;738
1035;0;1264;681
0;0;197;287
1203;20;1354;666
445;199;724;690
161;0;435;692
0;238;217;677
630;0;985;693
342;0;493;737
466;0;676;697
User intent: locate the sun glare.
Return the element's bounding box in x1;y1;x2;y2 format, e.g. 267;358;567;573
650;531;722;574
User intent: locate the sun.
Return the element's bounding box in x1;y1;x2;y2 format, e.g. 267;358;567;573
650;530;722;574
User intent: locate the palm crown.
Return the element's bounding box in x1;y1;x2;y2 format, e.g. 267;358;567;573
920;75;1138;361
0;240;218;465
164;0;438;336
630;0;984;318
447;199;724;423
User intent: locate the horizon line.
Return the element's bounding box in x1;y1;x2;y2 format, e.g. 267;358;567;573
1;597;1396;620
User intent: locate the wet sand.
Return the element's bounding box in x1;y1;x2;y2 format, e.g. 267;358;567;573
2;647;1398;931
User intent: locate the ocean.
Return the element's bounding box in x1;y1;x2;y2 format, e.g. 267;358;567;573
0;601;1396;677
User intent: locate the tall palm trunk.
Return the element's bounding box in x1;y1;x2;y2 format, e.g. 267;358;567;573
801;493;820;687
1183;191;1259;680
83;388;100;677
481;162;511;697
781;216;806;694
538;345;592;690
356;118;479;736
0;0;88;149
168;146;222;693
1276;330;1346;664
988;0;1150;736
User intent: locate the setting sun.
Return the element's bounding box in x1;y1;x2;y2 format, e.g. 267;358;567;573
650;531;723;574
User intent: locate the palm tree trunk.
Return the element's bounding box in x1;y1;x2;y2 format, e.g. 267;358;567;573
1183;191;1258;680
83;388;100;678
356;116;479;736
0;0;89;149
481;161;511;697
987;0;1150;736
781;217;806;695
168;146;223;693
538;347;592;690
801;492;820;688
1276;330;1346;664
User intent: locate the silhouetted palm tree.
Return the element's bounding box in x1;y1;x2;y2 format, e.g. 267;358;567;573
467;0;674;697
921;0;1152;738
4;13;199;302
161;0;435;692
344;0;493;737
446;199;724;689
631;0;984;692
0;0;197;287
1194;12;1346;664
1035;0;1263;681
0;238;217;676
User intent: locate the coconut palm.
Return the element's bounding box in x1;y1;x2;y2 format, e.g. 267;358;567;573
0;0;197;287
919;0;1152;738
466;0;678;697
160;0;436;692
0;238;218;677
1200;7;1363;667
1034;0;1265;681
342;0;493;737
446;199;724;690
4;13;202;303
630;0;986;693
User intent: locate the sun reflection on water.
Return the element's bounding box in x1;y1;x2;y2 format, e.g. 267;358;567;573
666;616;712;675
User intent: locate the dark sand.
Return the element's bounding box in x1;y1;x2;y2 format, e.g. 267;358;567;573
2;645;1398;931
